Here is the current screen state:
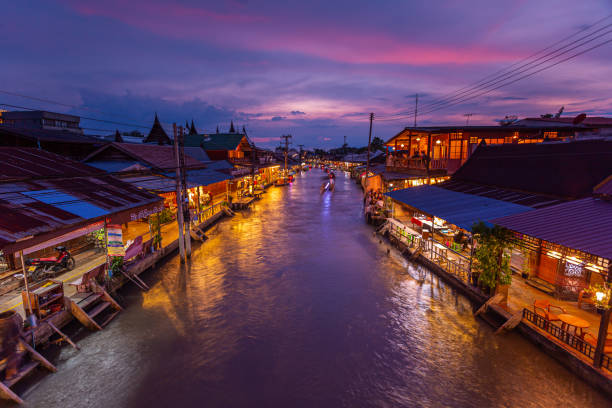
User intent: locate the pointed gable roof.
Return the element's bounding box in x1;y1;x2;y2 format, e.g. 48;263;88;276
229;121;235;133
189;120;197;135
114;129;124;143
144;114;171;145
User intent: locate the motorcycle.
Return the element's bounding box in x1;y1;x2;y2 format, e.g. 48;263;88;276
25;246;76;282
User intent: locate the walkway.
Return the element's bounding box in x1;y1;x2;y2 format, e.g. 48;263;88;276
0;200;226;317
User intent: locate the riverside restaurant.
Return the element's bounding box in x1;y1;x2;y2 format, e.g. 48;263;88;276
385;184;531;283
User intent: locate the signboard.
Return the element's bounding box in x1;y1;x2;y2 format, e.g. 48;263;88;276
556;260;588;300
23;220;105;255
106;224;125;257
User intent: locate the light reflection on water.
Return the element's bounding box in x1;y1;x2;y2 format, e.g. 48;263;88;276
20;170;609;408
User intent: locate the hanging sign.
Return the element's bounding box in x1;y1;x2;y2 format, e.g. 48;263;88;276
106;224;125;257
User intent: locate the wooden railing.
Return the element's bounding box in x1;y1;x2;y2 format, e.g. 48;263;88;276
523;309;598;360
198;202;225;222
385;156;448;171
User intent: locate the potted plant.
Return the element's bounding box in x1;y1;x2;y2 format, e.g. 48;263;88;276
472;222;513;303
587;283;611;314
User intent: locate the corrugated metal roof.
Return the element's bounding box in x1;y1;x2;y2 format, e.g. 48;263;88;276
0;147;162;251
21;190;109;218
439;180;566;208
183;169;230;186
183;147;210;163
0;147;103;181
386;185;531;231
121;175;177;193
83;143;205;172
205;160;234;171
161;169;230;188
594;175;612;196
493;197;612;260
453;139;612;200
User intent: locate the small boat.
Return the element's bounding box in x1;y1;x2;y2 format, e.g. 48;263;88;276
275;178;290;186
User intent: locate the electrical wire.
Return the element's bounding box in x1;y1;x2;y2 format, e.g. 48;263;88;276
376;15;612;122
377;36;612;122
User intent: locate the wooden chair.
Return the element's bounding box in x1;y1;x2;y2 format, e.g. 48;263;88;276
577;289;595;310
533;299;566;328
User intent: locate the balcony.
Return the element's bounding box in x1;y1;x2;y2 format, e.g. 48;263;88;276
385;155;464;175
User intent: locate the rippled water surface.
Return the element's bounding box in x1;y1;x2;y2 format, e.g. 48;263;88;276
20;170;609;407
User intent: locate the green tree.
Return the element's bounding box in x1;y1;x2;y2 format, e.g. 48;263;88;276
472;222;512;291
370;136;385;152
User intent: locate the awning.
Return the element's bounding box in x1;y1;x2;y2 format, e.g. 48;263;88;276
493;197;612;261
386;185;531;231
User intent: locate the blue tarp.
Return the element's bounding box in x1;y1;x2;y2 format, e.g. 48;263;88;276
385;185;531;231
22;189;109;218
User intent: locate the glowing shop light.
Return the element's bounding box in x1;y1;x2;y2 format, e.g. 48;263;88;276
596;291;606;302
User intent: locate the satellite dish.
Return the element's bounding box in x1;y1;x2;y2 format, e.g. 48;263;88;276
572;113;587;125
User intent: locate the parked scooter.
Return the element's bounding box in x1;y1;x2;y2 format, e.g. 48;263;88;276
25;246;76;281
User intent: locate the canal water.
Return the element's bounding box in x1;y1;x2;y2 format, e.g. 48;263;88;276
19;170;609;407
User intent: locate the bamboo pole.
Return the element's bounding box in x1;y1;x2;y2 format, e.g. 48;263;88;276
19;251;33;317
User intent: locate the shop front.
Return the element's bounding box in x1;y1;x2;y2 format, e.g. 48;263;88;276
493;197;612;301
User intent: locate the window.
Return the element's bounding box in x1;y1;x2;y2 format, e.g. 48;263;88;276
484;138;504;145
449;140;468;159
469;137;479;144
504;137;513;143
543;131;558;139
450;132;463;140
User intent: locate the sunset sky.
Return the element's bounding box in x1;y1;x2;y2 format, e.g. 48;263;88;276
2;1;611;148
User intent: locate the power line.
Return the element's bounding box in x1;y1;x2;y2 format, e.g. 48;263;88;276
0;89;158;127
380;37;612;122
377;15;612;121
0;103;152;129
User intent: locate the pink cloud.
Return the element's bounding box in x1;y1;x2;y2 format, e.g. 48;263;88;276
61;0;523;66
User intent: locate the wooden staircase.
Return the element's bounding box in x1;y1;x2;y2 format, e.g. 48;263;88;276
525;277;556;295
69;289;122;331
0;339;56;405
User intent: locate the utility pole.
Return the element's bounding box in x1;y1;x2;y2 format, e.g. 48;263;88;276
281;134;292;176
464;113;474;125
173;124;186;263
178;126;191;258
365;112;374;191
414;94;418;127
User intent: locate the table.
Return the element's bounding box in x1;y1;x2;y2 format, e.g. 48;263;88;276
558;313;590;338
